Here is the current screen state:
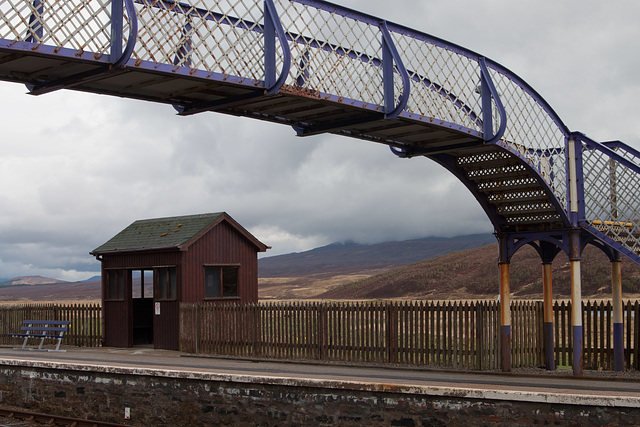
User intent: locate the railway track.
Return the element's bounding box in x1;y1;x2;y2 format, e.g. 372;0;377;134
0;408;126;427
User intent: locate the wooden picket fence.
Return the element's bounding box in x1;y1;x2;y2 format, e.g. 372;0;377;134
0;303;102;347
1;300;638;371
180;300;502;369
180;300;640;371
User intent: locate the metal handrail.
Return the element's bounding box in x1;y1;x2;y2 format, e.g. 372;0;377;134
264;0;291;94
379;20;410;119
479;57;506;144
113;0;139;67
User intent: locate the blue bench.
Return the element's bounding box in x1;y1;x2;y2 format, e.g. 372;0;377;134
10;320;71;352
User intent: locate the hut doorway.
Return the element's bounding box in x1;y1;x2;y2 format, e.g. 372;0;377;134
132;269;154;345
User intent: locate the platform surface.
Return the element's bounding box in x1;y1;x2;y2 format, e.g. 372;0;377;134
1;345;639;408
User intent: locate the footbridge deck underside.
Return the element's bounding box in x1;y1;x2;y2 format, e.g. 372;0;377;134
0;45;478;149
0;45;564;236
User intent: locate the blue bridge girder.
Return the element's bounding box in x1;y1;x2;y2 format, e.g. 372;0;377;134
1;0;640;266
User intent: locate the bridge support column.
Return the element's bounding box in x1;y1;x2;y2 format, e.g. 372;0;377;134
612;254;624;371
542;262;555;370
498;235;511;372
569;231;583;376
499;262;511;372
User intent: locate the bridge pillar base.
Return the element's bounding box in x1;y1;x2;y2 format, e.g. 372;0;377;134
570;259;583;376
542;263;555;370
612;259;624;371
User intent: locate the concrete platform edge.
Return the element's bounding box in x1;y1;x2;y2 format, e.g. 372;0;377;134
2;358;639;409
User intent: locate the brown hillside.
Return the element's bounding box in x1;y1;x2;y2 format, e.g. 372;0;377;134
317;244;640;300
0;280;101;303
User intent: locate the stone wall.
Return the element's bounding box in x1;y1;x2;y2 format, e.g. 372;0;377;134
1;362;639;426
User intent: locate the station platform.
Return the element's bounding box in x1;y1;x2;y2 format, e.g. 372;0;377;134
1;345;639;408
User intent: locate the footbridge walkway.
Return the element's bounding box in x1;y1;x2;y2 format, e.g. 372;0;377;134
1;0;639;375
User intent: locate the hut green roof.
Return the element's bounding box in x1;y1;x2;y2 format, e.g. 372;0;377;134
91;212;267;255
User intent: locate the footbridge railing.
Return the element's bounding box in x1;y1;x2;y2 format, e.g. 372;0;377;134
0;0;137;65
581;135;640;259
2;0;569;206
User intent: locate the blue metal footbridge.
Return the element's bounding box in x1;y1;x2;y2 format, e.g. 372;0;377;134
1;0;638;374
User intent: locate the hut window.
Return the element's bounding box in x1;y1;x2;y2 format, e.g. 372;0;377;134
205;266;238;298
156;267;177;300
106;270;125;300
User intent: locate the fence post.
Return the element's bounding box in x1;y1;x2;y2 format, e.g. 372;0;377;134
251;303;259;358
475;302;484;370
196;303;201;354
387;302;398;364
318;303;327;360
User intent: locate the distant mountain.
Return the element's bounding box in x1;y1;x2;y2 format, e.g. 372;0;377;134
258;234;496;278
15;233;636;303
81;276;101;282
0;275;69;287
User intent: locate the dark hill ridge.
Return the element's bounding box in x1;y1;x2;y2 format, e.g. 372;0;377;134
317;243;640;300
258;233;496;278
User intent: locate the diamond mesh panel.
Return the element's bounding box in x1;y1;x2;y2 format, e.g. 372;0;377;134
133;0;265;80
274;0;485;125
582;143;640;255
275;0;383;106
606;144;640;166
488;66;567;208
391;32;482;131
1;0;112;55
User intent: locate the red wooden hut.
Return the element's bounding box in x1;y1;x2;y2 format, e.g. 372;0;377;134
90;212;269;350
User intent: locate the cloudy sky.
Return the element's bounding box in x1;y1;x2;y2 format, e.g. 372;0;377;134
0;0;639;281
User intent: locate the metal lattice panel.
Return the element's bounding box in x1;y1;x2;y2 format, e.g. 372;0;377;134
390;31;481;131
276;0;384;106
1;0;112;55
133;0;265;80
582;142;640;255
605;143;640;166
487;66;567;209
